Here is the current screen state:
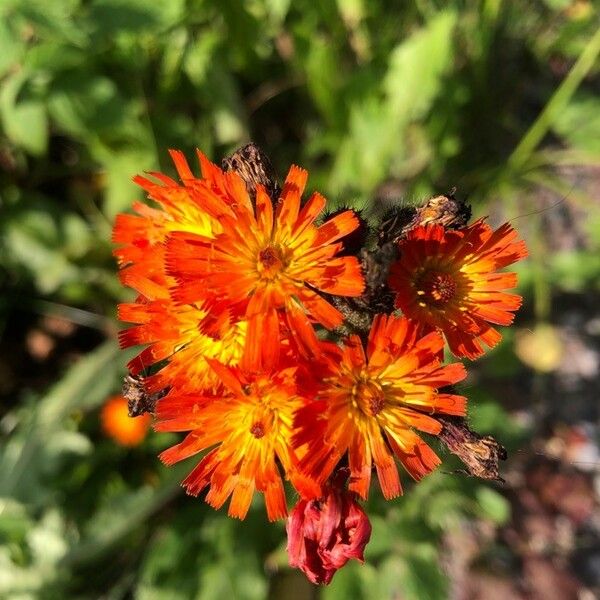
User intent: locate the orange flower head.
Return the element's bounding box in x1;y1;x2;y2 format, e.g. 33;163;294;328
117;271;246;394
156;359;319;521
295;314;467;500
388;220;528;359
113;150;254;391
101;395;151;447
165;165;365;369
112;150;225;292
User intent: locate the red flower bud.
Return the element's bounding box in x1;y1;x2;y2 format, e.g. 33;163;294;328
286;472;372;584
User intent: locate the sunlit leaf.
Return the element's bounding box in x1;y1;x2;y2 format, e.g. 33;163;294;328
384;11;456;127
553;93;600;155
0;70;49;156
475;487;511;525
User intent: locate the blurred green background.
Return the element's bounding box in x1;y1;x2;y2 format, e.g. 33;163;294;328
1;1;600;598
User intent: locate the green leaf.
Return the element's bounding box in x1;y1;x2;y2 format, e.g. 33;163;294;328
23;41;86;72
553;93;600;155
425;490;469;529
3;209;78;293
0;499;33;542
331;95;394;192
0;20;23;78
48;74;139;139
0;341;120;501
550;250;600;291
398;547;448;600
305;36;343;126
324;560;372;599
475;487;511;524
331;12;456;193
384;11;456;127
183;31;221;86
10;0;88;46
62;213;94;259
542;0;571;9
364;515;394;559
99;147;157;218
203;68;247;146
508;25;600;173
0;71;49;155
264;0;291;24
88;0;185;35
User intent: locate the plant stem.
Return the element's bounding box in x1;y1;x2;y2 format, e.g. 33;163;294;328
508;26;600;174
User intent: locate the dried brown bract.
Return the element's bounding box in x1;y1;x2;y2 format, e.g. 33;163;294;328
438;416;507;482
122;374;166;417
221;142;281;201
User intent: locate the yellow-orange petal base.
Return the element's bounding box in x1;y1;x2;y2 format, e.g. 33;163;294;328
388;220;528;359
117;271;246;394
156;361;319;521
294;314;467;500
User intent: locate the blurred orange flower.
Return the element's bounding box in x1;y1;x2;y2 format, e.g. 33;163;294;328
101;395;151;447
389;220;527;359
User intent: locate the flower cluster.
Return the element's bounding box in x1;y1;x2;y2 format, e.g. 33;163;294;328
112;146;527;584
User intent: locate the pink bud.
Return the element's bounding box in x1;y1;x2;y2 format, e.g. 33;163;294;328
286;473;372;584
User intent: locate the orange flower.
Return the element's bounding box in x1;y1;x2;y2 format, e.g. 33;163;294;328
388;220;528;359
117;271;246;393
156;360;319;521
295;314;466;500
101;395;151;447
112;150;220;292
113;151;251;390
165;165;364;369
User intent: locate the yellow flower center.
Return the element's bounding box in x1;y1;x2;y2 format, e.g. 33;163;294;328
416;270;457;307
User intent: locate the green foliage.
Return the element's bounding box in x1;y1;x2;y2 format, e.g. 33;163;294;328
1;0;599;598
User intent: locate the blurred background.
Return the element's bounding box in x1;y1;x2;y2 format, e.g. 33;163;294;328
1;1;599;598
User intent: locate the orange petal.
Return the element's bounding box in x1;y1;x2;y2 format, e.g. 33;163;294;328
284;302;321;358
292;191;327;239
315;210;359;246
298;289;343;330
169;149;196;181
180;448;220;496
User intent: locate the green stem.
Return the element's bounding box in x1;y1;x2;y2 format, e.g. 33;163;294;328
508;26;600;173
